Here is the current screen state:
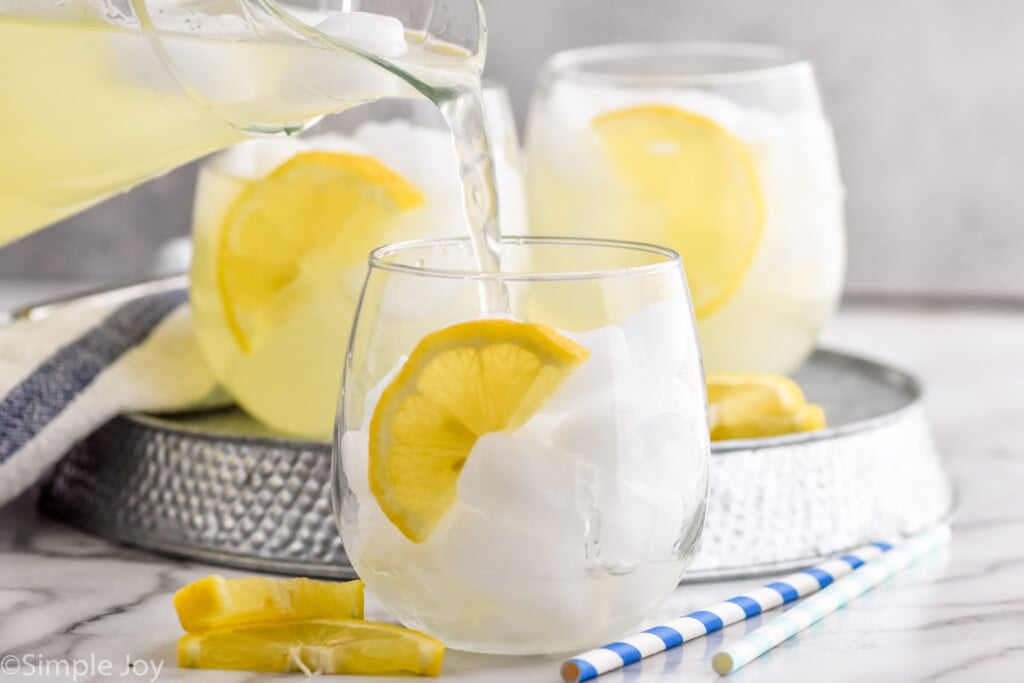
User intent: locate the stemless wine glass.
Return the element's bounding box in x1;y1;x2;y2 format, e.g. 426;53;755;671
189;85;525;439
334;236;710;654
526;43;846;374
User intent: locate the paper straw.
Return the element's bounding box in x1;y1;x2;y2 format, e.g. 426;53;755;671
712;524;951;676
560;540;895;683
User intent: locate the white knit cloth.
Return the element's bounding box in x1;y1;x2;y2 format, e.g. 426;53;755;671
0;289;222;507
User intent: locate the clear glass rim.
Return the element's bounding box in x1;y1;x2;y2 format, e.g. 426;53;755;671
543;41;810;86
368;236;682;282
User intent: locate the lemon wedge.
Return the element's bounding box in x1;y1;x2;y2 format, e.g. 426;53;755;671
217;150;425;354
592;105;763;318
706;373;825;441
369;319;590;543
178;618;445;676
173;575;363;633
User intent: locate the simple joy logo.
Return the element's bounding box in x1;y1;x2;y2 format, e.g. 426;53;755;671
1;653;164;682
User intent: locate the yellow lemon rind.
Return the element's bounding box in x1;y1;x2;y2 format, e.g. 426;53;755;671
173;575;364;633
177;617;444;676
706;372;826;441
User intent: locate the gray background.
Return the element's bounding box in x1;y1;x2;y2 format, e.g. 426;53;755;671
3;0;1022;301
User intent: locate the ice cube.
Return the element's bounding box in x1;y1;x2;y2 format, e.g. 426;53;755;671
551;407;621;474
546;409;690;569
315;12;407;58
633;412;693;482
542;323;629;415
446;432;592;584
619;300;690;379
458;432;582;533
427;506;599;644
439;504;585;580
594;481;686;568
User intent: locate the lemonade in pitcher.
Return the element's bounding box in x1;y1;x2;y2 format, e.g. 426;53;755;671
0;0;488;245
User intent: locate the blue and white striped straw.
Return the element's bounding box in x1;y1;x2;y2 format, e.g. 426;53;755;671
560;540;895;683
712;524;951;675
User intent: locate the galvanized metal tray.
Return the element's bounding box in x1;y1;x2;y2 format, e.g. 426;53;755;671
39;348;954;581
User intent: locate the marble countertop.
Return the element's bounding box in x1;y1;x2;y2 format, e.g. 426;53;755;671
1;285;1022;682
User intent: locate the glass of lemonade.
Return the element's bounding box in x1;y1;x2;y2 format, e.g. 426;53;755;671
526;43;845;374
334;236;710;654
190;87;524;439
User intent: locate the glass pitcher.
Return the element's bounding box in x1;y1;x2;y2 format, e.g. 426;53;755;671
0;0;486;247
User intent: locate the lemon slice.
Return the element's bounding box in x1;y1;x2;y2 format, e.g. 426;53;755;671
173;575;363;633
217;151;425;353
592;105;763;318
706;373;826;441
178;618;444;676
369;320;590;543
710;403;825;441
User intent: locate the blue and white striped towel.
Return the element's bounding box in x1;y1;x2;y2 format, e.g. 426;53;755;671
0;288;224;508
